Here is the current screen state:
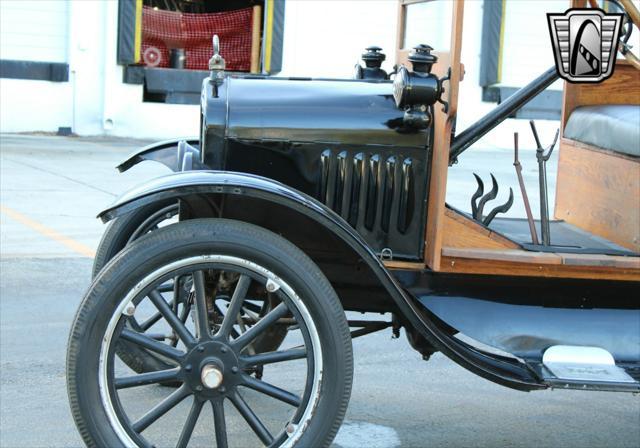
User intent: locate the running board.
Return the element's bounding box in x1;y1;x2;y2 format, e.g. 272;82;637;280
531;346;640;392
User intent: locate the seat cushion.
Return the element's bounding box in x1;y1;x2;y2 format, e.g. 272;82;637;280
564;105;640;157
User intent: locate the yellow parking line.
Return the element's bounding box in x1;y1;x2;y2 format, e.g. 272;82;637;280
0;204;95;258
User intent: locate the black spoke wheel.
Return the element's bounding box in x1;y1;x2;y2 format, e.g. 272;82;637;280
67;219;353;447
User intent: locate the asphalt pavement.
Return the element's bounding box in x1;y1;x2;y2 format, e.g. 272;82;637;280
1;134;638;448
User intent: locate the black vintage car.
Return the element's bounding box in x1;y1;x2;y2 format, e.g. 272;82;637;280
67;1;639;447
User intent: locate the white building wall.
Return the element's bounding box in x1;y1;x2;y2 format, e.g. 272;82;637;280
500;0;566;87
0;0;69;62
280;0;399;78
66;0;107;135
0;0;73;133
0;78;73;133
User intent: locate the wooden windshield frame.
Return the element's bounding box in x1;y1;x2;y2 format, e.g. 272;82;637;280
395;0;465;270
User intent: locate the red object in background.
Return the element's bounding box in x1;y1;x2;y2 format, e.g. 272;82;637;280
141;6;253;71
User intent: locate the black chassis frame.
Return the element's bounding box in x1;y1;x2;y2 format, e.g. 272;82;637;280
105;69;640;393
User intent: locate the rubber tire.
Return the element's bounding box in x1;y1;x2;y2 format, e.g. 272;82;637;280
67;219;353;448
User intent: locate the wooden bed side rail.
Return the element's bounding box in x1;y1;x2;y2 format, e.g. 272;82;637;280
554;139;640;252
440;248;640;282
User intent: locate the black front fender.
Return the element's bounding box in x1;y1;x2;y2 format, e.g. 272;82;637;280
100;170;545;391
117;137;203;173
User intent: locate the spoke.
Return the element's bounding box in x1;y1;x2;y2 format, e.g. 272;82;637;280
176;398;204;448
115;367;181;389
127;316;144;333
145;332;168;341
231;302;288;351
179;302;191;323
139;311;162;332
241;347;307;367
214;304;241;339
193;271;211;341
241;307;260;323
172;302;192;348
149;289;196;348
171;283;180;313
241;374;301;407
121;328;185;362
236;313;256;356
157;282;174;293
241;301;263;314
229;391;273;446
132;385;190;433
138;299;175;332
211;399;228;448
217;275;251;339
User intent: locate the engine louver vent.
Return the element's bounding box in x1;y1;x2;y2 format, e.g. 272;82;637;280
318;149;416;236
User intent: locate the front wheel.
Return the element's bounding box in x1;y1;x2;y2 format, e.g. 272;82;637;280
67;219;353;447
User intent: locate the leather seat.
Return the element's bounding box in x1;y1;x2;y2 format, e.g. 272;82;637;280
564;105;640;157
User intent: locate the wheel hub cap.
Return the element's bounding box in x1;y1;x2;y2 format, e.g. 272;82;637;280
183;341;239;396
201;364;223;389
